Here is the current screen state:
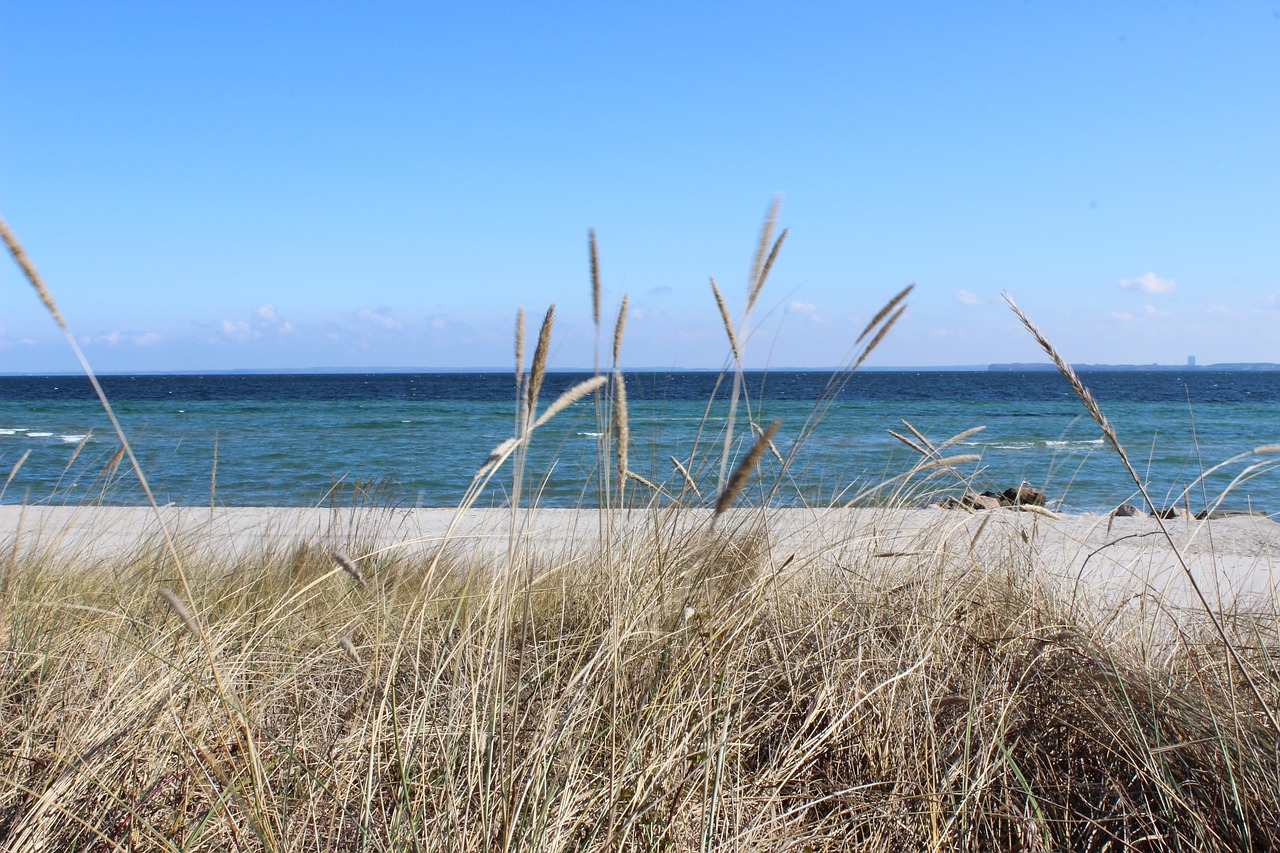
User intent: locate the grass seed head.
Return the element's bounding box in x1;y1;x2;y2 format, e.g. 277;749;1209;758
612;294;628;368
709;277;741;364
332;550;366;587
714;418;780;519
525;304;555;418
613;370;629;479
589;229;601;329
158;587;202;639
338;637;362;666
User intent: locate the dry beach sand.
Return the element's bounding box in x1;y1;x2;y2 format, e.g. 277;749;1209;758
3;504;1277;610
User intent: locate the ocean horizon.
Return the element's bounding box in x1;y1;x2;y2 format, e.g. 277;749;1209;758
5;361;1278;377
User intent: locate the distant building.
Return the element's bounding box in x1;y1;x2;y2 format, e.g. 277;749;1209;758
1187;356;1196;367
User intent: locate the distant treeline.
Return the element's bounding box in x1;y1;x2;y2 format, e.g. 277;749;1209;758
988;363;1280;372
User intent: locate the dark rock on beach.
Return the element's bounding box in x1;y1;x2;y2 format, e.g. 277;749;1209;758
1002;484;1046;507
1195;508;1270;520
938;485;1049;511
966;492;1004;511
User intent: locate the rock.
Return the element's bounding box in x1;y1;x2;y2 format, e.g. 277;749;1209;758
941;487;1050;512
1195;508;1269;520
1002;483;1046;507
1111;503;1145;518
1155;507;1189;519
962;492;1003;511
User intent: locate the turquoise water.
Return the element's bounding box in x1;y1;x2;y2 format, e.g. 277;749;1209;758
1;371;1278;513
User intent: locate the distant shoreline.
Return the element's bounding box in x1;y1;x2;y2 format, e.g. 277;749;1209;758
987;362;1280;372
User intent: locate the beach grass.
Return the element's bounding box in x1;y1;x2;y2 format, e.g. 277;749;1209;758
1;510;1278;851
2;210;1279;850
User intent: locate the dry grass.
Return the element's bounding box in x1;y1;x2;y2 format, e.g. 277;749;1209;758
525;305;556;424
1;517;1277;851
708;277;740;366
2;207;1279;851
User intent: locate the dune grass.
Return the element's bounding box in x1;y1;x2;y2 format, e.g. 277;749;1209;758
1;210;1279;850
2;510;1278;851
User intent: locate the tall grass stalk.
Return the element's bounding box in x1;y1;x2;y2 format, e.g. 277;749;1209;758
3;215;281;848
1005;293;1280;739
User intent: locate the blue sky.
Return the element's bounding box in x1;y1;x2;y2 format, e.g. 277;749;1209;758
2;1;1278;372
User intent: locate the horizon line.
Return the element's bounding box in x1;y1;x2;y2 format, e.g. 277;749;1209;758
4;361;1279;377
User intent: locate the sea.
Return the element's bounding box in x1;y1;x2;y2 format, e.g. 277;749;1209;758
1;370;1278;514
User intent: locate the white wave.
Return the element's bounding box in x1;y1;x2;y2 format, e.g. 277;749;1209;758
965;437;1104;452
0;428;26;435
577;431;604;437
59;434;89;443
26;432;53;438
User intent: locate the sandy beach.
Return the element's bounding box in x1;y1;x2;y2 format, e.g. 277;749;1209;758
3;503;1276;608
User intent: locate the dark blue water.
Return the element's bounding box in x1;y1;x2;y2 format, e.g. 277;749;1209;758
2;370;1278;512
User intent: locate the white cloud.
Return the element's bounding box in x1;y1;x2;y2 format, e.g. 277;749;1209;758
1119;272;1176;294
1110;312;1134;322
218;305;292;342
1144;304;1168;317
787;300;829;324
254;304;292;333
356;307;404;330
1205;303;1232;316
84;330;163;346
220;319;255;342
954;289;982;306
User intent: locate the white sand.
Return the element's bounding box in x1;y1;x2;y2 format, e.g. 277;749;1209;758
2;505;1277;608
